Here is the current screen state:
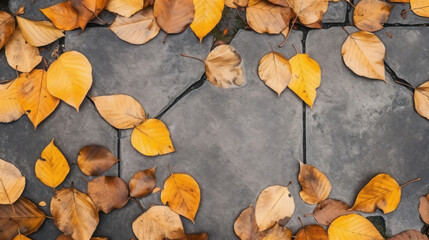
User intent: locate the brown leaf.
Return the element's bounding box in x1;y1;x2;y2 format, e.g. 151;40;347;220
0;197;46;239
183;233;209;240
254;225;292;239
414;81;429;120
267;0;289;7
246;0;295;34
57;234;109;240
0;158;26;205
295;224;328;240
234;205;257;240
353;0;393;32
0;81;25;123
77;145;119;176
388;230;429;240
40;1;79;31
51;187;99;240
70;0;108;30
154;0;195;34
5;29;42;73
129;167;157;198
298;162;331;204
313;199;350;226
419;194;429;225
0;10;15;50
286;0;329;25
87;176;129;214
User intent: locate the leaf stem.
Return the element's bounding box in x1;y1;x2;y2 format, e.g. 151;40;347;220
400;177;421;188
394;80;415;90
292;44;299;55
180;54;205;63
298;216;304;228
235;7;247;26
129;197;146;211
168;164;174;176
345;0;355;9
79;176;88;183
286;181;292;188
279;15;298;48
303;212;313;217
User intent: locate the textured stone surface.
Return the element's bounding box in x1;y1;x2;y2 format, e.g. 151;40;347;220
323;1;348;23
119;30;316;239
306;27;429;236
65;28;212;117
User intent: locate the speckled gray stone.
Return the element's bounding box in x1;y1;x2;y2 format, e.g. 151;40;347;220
306;27;429;237
323;1;347;23
65;28;212;117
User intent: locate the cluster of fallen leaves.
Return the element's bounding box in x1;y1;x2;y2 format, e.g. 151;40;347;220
234;161;427;240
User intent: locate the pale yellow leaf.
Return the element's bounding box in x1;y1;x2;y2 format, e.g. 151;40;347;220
414;81;429;120
5;29;42;73
0;159;26;205
258;51;291;96
106;0;144;17
246;0;295;34
410;0;429;17
328;214;384;240
353;0;393;32
16;16;64;47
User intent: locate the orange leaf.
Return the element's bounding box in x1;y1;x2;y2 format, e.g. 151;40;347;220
40;1;80;31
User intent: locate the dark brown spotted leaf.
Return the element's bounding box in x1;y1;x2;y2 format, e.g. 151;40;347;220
77;145;119;176
129;167;157;198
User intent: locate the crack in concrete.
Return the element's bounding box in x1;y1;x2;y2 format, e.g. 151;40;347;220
384;61;416;91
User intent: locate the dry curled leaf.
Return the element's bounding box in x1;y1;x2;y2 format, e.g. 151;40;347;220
255;185;295;232
190;0;223;41
92;94;147;129
129;167;157;198
109;8;160;45
414;81;429;120
341;31;386;81
0;81;25;123
40;1;79;31
258;51;292;96
132;205;186;240
87;176;129;214
131;119;175;156
47;51;93;111
298;162;331;204
51;188;99;240
353;0;393;32
388;230;429;240
289;52;321;108
0;158;26;205
286;0;329;25
410;0;429;17
70;0;108;30
246;0;295;34
313;199;350;226
16;16;64;47
295;224;328;240
5;29;42;73
16;69;60;129
106;0;144;17
161;172;201;222
328;214;383;240
35;138;70;188
77;145;119;176
0;197;46;239
154;0;195;34
350;173;401;214
0;11;15;50
419;194;429;224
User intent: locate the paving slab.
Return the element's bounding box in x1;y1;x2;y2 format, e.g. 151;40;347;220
323;1;347;23
65;28;213;117
0;99;118;239
375;27;429;87
119;30;317;239
306;27;429;236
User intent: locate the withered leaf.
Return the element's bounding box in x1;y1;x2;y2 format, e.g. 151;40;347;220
57;234;108;240
419;194;429;224
410;0;429;17
246;0;295;34
0;158;26;205
295;224;328;240
5;29;42;73
70;0;108;30
414;81;429;120
286;0;329;25
0;10;15;50
254;225;292;239
13;234;31;240
298;162;331;204
154;0;195;34
87;176;129;214
234;205;257;240
0;81;25;123
353;0;393;32
77;145;119;176
40;1;80;31
388;230;429;240
16;16;65;47
313;199;350;226
129;167;157;198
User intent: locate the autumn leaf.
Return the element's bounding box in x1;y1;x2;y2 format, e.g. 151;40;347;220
106;0;144;17
410;0;429;17
286;0;329;25
414;81;429;120
185;233;209;240
419;194;429;224
258;51;292;96
298;162;331;204
246;0;295;34
129;167;157;198
254;185;295;232
341;30;386;81
16;69;60;129
57;234;108;240
289;51;321;108
234;205;257;240
70;0;108;30
35;138;70;188
161;171;201;222
40;1;80;31
0;197;46;239
109;8;160;45
51;187;99;240
267;0;289;7
0;81;25;123
5;29;42;73
87;176;129;214
0;11;15;50
313;199;350;226
132;205;186;240
77;145;119;176
236;0;250;7
328;214;383;240
353;0;393;32
225;0;237;8
295;224;328;240
13;234;31;240
388;230;429;240
92;94;147;129
46;51;93;111
0;158;26;205
255;224;292;239
16;16;64;47
131;119;175;156
154;0;195;34
190;0;224;41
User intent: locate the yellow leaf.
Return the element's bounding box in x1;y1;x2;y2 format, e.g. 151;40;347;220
328;214;384;240
353;0;393;32
257;225;292;240
35;138;70;188
286;0;329;25
414;81;429;120
246;0;295;34
0;11;15;50
341;31;386;81
5;29;42;73
161;172;201;222
13;234;31;240
40;1;80;31
258;51;292;96
16;16;64;47
0;158;26;205
350;173;401;214
255;185;295;232
131;119;175;156
298;162;331;204
154;0;195;34
106;0;144;17
289;52;321;108
190;0;224;41
109;8;160;45
16;69;60;129
0;81;25;123
46;51;93;111
410;0;429;17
